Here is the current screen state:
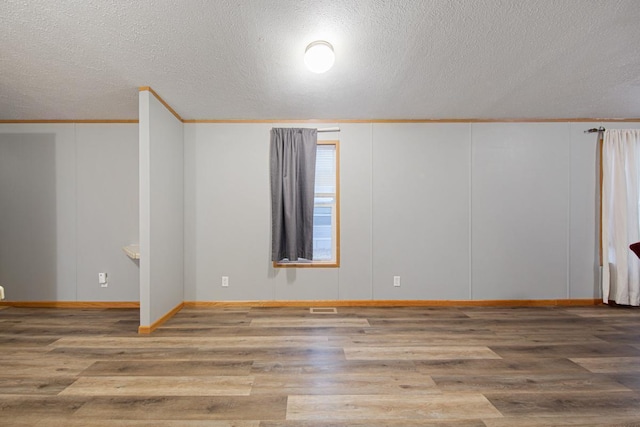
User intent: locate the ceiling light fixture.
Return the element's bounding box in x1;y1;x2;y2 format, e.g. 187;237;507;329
304;40;335;73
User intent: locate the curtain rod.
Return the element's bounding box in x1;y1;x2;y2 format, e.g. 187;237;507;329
318;127;340;133
584;126;606;134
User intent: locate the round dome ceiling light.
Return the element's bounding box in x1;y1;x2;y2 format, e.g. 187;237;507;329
304;40;335;73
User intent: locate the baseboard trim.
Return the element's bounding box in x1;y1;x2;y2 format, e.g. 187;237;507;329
183;299;601;308
0;299;601;332
138;302;184;334
0;301;140;308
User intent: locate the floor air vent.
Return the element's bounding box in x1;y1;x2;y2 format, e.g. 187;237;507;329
310;307;337;314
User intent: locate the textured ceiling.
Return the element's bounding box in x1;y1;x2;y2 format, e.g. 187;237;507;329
2;0;640;121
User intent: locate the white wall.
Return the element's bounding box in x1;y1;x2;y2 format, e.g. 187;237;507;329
139;91;184;326
372;124;471;299
184;123;374;301
471;123;569;299
0;132;59;300
184;121;626;302
1;120;633;305
0;124;139;301
76;124;139;301
569;122;606;298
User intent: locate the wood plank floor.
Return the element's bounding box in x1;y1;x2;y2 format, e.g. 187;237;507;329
2;305;640;425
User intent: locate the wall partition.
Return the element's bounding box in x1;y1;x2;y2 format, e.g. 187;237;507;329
138;89;184;331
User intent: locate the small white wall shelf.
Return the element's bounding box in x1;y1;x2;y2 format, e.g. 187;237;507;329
122;244;140;260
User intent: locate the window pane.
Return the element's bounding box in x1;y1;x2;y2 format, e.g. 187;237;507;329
315;145;335;194
313;205;332;261
314;196;335;204
312;144;337;262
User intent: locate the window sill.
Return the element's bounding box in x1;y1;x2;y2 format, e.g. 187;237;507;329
273;261;340;269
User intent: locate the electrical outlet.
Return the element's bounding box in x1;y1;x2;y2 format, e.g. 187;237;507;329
99;272;108;287
393;276;401;287
221;276;229;287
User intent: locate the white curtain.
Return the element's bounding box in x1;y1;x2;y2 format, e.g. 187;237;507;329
601;129;640;305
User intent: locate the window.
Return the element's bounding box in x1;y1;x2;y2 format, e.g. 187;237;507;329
275;140;340;268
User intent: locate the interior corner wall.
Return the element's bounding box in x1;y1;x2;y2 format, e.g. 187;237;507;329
0;123;139;302
184;121;633;302
139;91;184;327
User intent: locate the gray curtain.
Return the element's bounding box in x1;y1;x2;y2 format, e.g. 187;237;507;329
270;128;317;262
